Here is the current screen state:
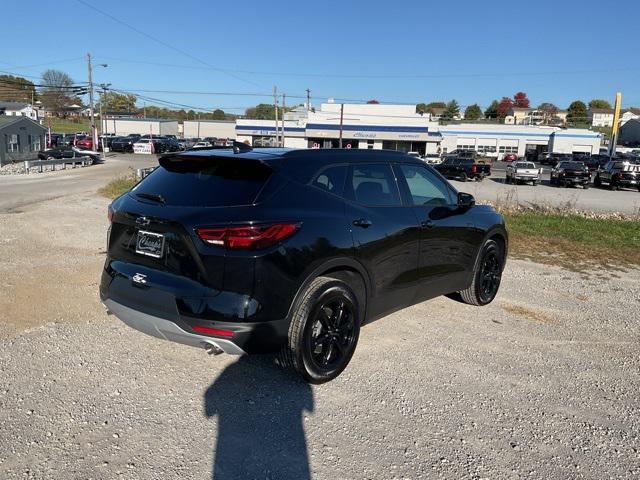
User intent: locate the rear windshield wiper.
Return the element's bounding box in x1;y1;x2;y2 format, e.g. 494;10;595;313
135;192;165;204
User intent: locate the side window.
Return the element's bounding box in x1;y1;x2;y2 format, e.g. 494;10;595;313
311;165;347;197
398;164;453;207
351;164;401;207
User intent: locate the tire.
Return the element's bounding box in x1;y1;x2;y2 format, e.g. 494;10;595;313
532;181;538;186
583;183;589;189
459;239;504;306
282;276;361;384
550;177;556;186
460;172;468;182
594;175;602;188
505;175;510;184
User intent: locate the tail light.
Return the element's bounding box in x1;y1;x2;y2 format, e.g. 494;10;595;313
471;165;477;173
192;325;234;338
196;223;300;250
107;205;114;223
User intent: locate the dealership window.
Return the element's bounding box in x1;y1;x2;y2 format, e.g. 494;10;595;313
498;146;518;153
457;144;475;151
367;139;374;149
477;145;496;154
351;164;401;207
6;133;20;152
252;136;276;147
382;140;426;155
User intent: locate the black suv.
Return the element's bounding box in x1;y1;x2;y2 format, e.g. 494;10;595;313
100;148;508;383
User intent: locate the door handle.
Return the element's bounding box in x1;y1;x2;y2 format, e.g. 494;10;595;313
352;218;372;228
421;220;434;228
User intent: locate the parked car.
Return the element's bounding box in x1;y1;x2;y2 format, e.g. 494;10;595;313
192;141;213;148
585;154;609;171
503;153;518;162
111;135;141;153
37;146;101;164
423;153;442;165
550;161;591;188
75;136;94;151
540;153;572;166
594;160;640;191
100;148;508;383
434;157;491;182
505;161;541;185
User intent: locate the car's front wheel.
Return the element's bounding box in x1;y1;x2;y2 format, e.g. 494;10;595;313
459;239;504;306
283;277;361;384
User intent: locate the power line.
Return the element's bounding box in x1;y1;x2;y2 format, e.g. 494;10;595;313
93;55;640;79
73;0;264;89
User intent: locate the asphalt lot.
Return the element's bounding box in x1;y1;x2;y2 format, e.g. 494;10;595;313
452;161;640;215
0;154;639;479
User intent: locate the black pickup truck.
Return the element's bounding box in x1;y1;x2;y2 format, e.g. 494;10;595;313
434;157;491;182
550;161;591;188
594;160;640;191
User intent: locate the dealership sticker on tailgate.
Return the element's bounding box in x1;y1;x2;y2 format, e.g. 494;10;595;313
135;230;165;258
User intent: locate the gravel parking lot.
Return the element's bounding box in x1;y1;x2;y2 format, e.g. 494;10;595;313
1;160;639;479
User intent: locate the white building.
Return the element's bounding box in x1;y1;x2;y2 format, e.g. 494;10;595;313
183;120;236;139
0;102;38;120
439;124;601;158
236;102;601;159
236;103;441;155
101;117;179;136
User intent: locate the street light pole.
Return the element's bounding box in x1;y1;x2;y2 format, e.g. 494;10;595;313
86;53;96;148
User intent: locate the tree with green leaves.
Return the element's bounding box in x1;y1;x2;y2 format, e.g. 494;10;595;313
0;74;37;103
245;103;276;120
212;108;226;120
41;69;75;116
588;99;612;110
442;100;460;120
566;100;587;125
464;104;482;120
101;91;137;112
484;100;499;119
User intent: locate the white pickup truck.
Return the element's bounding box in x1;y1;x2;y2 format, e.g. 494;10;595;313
505;161;542;185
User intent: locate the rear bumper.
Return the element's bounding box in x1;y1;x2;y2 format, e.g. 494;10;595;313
104;298;246;354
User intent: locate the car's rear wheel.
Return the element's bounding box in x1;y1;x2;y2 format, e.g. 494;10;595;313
283;277;361;384
460;172;468;182
459;239;504;306
594;174;602;188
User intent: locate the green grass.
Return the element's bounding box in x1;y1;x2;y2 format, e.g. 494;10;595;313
504;213;640;270
45;117;92;134
99;174;137;199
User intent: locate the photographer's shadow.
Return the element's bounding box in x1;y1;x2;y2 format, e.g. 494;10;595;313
204;354;314;479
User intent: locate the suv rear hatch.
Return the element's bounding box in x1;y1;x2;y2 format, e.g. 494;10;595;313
103;153;274;308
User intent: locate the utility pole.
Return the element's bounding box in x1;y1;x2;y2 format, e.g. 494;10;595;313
273;86;279;147
86;53;97;149
98;83;110;154
281;93;286;148
306;88;311;111
339;103;344;148
143;101;146;119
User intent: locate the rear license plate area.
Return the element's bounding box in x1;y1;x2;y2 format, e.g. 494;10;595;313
136;230;165;258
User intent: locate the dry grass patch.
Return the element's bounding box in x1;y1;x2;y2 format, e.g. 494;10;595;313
502;303;555;324
98;171;137;200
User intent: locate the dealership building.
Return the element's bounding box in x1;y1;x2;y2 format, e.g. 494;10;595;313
235;103;602;158
101;117;179;136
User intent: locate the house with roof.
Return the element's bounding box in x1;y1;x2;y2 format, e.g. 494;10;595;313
0;116;47;166
0;101;39;120
589;108;640;127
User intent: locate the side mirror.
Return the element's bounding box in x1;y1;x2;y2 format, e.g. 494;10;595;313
457;192;475;209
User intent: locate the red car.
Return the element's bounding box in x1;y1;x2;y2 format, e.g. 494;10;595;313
503;153;518;162
75;136;94;151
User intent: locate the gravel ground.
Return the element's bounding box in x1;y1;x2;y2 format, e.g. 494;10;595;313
1;194;640;479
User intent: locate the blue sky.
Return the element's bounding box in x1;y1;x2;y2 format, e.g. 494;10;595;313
1;0;638;113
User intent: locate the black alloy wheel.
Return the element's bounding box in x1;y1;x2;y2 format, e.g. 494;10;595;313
478;248;502;304
458;239;504;306
305;296;357;373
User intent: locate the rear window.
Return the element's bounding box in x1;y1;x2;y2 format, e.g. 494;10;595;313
515;162;536;169
132;157;272;207
560;162;584;169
